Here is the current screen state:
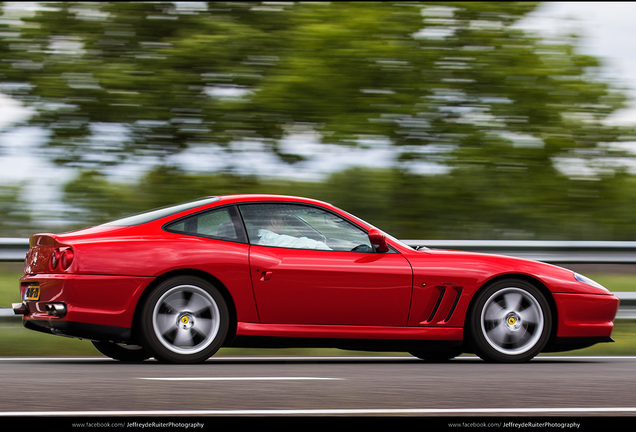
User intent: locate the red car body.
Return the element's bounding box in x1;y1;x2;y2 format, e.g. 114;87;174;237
15;194;619;363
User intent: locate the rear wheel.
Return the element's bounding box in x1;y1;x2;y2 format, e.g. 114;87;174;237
92;341;150;362
139;276;229;364
468;279;551;363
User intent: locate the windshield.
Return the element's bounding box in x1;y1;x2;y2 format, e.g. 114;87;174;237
101;197;220;227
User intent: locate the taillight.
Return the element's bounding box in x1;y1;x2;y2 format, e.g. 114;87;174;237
50;249;60;270
50;248;74;271
60;248;74;270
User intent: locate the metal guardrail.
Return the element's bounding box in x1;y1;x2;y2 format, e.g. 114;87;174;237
1;238;636;319
0;238;28;262
405;240;636;264
1;295;634;320
617;293;636;319
0;307;22;320
5;237;636;263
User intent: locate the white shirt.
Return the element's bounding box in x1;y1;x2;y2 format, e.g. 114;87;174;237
257;229;331;250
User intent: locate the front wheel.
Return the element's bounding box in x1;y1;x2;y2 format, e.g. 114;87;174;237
468;279;552;363
139;276;229;364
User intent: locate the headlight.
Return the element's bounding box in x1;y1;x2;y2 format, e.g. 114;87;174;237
573;272;610;292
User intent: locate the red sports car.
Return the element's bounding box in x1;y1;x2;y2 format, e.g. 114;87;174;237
13;194;619;363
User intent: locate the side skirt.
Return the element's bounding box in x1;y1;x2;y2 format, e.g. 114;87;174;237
229;335;463;352
231;322;463;351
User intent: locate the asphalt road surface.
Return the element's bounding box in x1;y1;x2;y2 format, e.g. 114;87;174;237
1;355;635;420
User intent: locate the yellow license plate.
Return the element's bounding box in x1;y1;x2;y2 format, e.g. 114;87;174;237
24;285;40;301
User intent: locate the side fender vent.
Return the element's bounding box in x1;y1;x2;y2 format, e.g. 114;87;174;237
427;288;445;322
444;288;463;323
421;286;463;324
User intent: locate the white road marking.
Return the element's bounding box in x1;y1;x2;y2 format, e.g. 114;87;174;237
1;355;636;362
1;355;635;417
139;377;343;381
1;407;636;416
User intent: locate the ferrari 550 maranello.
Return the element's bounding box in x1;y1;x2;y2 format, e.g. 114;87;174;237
13;194;619;363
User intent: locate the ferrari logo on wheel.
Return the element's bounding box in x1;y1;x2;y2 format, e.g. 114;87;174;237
180;316;190;325
508;317;516;325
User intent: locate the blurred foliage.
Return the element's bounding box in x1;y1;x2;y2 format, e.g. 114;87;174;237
2;2;636;239
0;184;31;237
61;165;636;241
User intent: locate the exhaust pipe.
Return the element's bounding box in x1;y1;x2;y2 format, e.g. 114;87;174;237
12;302;28;315
12;302;67;317
45;303;67;317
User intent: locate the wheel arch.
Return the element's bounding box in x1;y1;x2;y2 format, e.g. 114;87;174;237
464;273;559;346
131;268;238;347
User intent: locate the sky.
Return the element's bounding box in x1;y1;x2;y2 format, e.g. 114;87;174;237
521;2;636;126
2;2;636;214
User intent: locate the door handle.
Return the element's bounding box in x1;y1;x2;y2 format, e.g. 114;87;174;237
260;271;273;281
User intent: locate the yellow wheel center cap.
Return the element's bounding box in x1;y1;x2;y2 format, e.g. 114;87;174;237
508;317;516;325
179;314;194;330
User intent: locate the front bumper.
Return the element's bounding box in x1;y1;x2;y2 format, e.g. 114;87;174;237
553;292;620;338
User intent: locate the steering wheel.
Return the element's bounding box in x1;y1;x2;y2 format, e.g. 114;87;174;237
351;244;371;252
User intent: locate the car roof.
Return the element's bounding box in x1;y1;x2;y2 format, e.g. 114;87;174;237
217;194;334;207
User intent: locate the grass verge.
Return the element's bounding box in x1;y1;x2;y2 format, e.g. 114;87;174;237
2;264;635;357
1;320;635;357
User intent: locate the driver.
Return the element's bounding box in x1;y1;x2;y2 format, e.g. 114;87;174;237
258;216;331;250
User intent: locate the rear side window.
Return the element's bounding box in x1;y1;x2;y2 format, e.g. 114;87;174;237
102;197;220;226
165;207;243;241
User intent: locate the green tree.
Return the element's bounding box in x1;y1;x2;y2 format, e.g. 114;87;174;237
0;184;31;237
1;2;631;168
2;2;636;239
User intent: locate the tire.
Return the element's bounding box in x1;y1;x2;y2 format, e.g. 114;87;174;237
92;341;151;362
139;276;229;364
468;279;551;363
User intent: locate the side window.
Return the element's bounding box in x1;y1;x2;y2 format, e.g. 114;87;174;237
238;203;373;252
165;207;240;240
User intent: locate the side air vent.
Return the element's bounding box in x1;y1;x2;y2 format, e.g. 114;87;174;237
427;288;445;322
444;288;463;323
421;286;463;324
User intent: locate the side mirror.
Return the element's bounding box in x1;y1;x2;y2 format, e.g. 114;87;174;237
368;229;389;253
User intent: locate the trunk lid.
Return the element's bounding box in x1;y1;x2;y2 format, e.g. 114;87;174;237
24;226;128;275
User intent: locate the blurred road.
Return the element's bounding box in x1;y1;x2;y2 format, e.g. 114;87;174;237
1;355;636;417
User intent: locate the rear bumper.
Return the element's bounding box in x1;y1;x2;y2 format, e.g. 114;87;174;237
23;319;131;342
19;273;153;329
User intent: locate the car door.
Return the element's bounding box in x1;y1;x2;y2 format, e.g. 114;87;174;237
239;203;413;326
